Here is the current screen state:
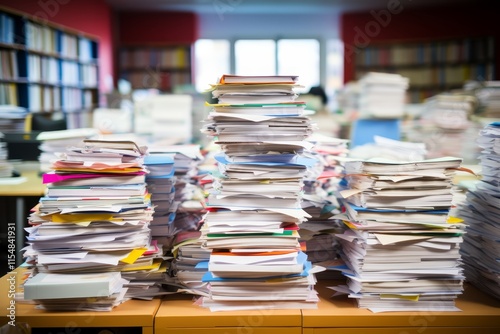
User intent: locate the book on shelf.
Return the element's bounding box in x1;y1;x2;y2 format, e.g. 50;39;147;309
218;74;299;84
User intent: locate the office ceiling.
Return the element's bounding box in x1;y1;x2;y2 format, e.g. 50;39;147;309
105;0;473;14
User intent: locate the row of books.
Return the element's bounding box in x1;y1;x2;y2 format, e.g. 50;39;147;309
0;12;14;44
11;20;97;61
23;86;94;122
0;49;17;80
0;82;17;105
8;84;94;114
24;54;98;87
120;47;190;69
120;71;192;91
356;38;495;67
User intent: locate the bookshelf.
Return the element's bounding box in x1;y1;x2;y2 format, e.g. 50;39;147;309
118;45;192;92
354;37;496;103
0;7;99;129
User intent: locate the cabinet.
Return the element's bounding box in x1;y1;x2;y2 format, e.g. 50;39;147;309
118;45;192;92
302;280;500;334
0;6;99;129
1;269;160;334
354;37;496;103
155;294;302;334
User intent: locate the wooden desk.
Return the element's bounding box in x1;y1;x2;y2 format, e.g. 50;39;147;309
0;270;161;334
155;294;302;334
0;169;45;267
302;280;500;334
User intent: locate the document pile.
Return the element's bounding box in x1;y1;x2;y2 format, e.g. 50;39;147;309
357;72;409;119
0;105;28;132
298;133;349;278
23;139;160;308
197;75;320;311
171;230;211;296
406;93;481;163
0;132;14;178
23;272;128;311
469;80;500;118
148;144;205;247
143;153;177;237
36;128;99;172
459;122;500;300
333;156;466;312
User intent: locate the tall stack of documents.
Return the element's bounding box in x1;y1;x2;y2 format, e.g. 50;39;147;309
459;122;500;300
143;153;177;238
22;139;157;309
148;144;205;249
197;75;320;311
357;72;409;119
299;133;349;278
333;156;466;312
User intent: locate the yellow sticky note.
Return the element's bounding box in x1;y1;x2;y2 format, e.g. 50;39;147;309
120;248;147;264
447;216;464;224
51;213;114;223
380;294;419;301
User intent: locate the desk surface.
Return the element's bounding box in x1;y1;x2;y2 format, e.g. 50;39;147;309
0;169;45;197
156;293;302;328
0;269;161;328
302;280;500;328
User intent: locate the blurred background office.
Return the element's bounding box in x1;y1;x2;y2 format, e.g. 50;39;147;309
0;0;497;155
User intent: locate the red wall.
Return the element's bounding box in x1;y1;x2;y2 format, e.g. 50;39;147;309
341;3;500;83
117;11;198;45
1;0;113;92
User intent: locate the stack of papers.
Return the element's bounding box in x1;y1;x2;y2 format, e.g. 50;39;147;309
22;139;166;307
0;132;14;178
298;133;349;278
423;93;476;130
147;144;205;246
36;128;99;172
357;72;409;119
143;154;177;237
332;156;467;312
0;105;28;132
171;230;211;297
403;93;482;163
23;272;128;311
198;75;320;311
472;81;500;119
459;122;500;300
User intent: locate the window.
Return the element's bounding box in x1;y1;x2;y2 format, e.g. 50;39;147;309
194;39;230;93
277;39;320;93
195;38;343;110
235;39;276;75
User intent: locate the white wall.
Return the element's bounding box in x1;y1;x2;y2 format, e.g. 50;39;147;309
197;12;341;40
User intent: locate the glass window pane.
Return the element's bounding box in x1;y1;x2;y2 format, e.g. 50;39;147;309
194;39;230;92
277;39;320;93
235;39;276;75
326;39;344;112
